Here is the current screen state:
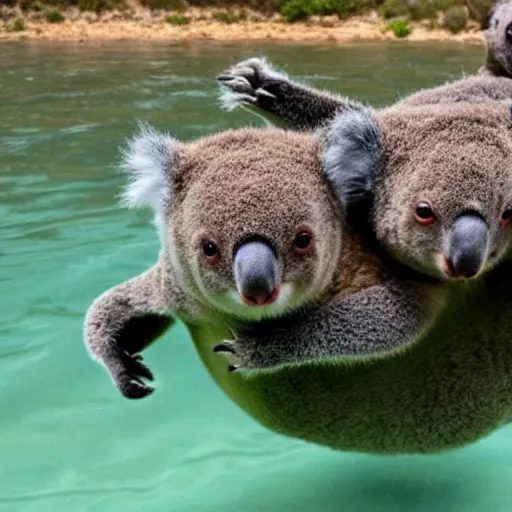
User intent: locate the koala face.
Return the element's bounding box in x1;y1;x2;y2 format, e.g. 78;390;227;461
324;103;512;281
487;1;512;76
375;143;512;280
165;130;342;321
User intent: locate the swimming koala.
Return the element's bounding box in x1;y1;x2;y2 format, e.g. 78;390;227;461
84;106;512;454
85;99;512;397
215;100;512;371
85;124;441;399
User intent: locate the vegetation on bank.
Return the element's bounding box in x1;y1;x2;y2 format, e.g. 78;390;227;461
0;0;495;38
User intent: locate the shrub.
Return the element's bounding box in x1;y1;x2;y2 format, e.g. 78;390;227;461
408;0;438;20
212;11;237;23
387;18;411;37
139;0;185;9
330;0;375;19
20;0;44;11
77;0;125;13
45;9;65;22
166;14;191;24
7;18;26;31
435;0;463;10
442;5;468;32
380;0;408;19
465;0;493;22
281;0;313;22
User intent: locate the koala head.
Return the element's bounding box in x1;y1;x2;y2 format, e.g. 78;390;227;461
121;125;342;320
324;103;512;281
485;0;512;77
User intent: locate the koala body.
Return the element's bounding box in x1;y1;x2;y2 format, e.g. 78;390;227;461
215;102;512;455
85;125;435;399
85;101;512;454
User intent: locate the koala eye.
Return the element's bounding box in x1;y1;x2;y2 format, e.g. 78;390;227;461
293;230;313;255
501;208;512;225
506;23;512;44
414;201;436;225
202;240;219;263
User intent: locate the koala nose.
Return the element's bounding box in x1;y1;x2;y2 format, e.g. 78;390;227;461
233;241;279;307
443;213;489;279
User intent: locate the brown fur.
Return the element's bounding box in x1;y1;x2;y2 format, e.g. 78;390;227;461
85;126;422;398
371;101;512;277
222;100;512;373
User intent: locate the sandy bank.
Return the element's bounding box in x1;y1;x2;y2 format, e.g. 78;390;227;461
0;8;485;44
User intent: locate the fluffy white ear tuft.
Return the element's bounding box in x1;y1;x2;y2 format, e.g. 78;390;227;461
120;122;175;213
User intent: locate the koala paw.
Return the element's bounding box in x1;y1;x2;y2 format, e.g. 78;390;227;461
107;349;155;399
216;57;284;111
213;339;263;373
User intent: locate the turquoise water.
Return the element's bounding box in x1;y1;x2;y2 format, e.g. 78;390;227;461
2;40;512;511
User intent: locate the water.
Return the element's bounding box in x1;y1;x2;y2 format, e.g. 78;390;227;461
2;40;511;511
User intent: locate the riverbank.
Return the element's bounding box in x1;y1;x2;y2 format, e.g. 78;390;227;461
0;7;485;43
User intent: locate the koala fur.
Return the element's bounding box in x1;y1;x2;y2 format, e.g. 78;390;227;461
485;0;512;77
223;101;512;370
210;101;512;455
84;102;512;455
85;124;438;399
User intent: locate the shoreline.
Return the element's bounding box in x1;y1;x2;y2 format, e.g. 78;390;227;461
0;9;486;44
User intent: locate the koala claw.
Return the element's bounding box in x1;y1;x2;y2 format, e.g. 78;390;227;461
109;350;155;399
213;340;249;372
213;342;236;354
216;58;281;112
216;74;253;92
120;377;154;400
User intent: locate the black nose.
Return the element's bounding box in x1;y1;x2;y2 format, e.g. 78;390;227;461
444;213;489;279
233;241;279;306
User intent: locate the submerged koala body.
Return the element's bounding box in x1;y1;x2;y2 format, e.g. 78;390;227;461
84;102;512;454
86;126;426;398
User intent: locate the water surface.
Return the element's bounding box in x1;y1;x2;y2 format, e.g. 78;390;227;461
2;40;511;511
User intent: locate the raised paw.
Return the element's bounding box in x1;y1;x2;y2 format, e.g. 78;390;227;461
216;57;284;111
107;349;155;399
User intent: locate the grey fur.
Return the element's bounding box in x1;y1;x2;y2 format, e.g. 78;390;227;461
484;0;512;77
216;278;438;370
218;100;512;371
217;57;361;131
87;125;437;398
84;117;512;455
323;108;381;218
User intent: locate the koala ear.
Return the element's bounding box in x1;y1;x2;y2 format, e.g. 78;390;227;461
322;107;381;223
120;121;176;216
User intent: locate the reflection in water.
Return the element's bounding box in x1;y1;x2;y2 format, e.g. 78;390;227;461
1;40;510;511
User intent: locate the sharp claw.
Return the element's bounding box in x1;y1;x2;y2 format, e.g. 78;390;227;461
213;343;236;354
124;382;154;399
216;74;235;81
255;88;276;99
228;364;240;372
133;360;154;381
132;354;143;362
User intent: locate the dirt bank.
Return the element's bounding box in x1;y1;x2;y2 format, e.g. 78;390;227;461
0;8;485;43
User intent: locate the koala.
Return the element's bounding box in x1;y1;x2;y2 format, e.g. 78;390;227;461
83;109;512;454
219;100;512;371
85;123;443;399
